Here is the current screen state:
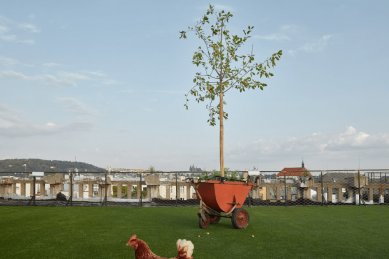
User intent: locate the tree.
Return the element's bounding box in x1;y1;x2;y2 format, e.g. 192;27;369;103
180;5;282;177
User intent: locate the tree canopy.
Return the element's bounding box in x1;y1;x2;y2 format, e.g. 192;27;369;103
180;5;282;126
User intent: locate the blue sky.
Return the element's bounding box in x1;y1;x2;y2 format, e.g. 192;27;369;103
1;1;388;171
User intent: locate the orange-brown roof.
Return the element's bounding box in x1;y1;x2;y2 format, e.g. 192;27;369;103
277;167;311;177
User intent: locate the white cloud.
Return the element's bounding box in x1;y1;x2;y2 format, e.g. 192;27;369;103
57;71;91;82
213;4;234;12
102;79;120;86
0;34;16;42
280;24;301;34
325;126;389;151
0;24;8;33
46;122;57;127
0;56;20;66
0;70;92;86
0;15;40;44
288;34;333;56
226;126;389;169
84;71;106;77
0;102;55;137
0;57;119;88
119;88;184;95
254;24;300;42
0;102;93;138
300;34;333;53
0;103;20;128
0;70;30;80
254;33;290;41
42;62;62;68
254;24;333;56
146;89;185;95
57;97;96;116
0;56;35;67
19;23;40;33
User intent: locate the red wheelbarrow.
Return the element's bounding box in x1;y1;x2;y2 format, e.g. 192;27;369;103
193;179;253;229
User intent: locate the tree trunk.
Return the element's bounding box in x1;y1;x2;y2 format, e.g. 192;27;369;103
219;91;225;177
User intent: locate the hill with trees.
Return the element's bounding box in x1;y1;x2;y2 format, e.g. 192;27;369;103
0;159;105;173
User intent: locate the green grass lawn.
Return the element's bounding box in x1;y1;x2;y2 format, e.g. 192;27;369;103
1;206;388;258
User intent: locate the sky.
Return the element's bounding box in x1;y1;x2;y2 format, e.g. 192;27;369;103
1;0;389;171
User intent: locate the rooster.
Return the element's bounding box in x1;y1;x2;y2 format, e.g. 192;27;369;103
127;234;194;259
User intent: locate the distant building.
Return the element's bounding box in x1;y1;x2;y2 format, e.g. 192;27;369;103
321;172;354;185
277;161;311;181
110;168;144;173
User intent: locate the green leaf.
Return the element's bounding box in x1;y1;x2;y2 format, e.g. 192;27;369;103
179;31;187;39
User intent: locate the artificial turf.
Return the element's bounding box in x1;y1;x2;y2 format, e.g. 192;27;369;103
1;205;388;258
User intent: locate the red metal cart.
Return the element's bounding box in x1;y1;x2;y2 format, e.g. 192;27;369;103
194;179;253;229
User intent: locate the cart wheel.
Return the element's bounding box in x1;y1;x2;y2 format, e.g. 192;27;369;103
231;208;249;229
198;216;210;229
209;215;221;224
